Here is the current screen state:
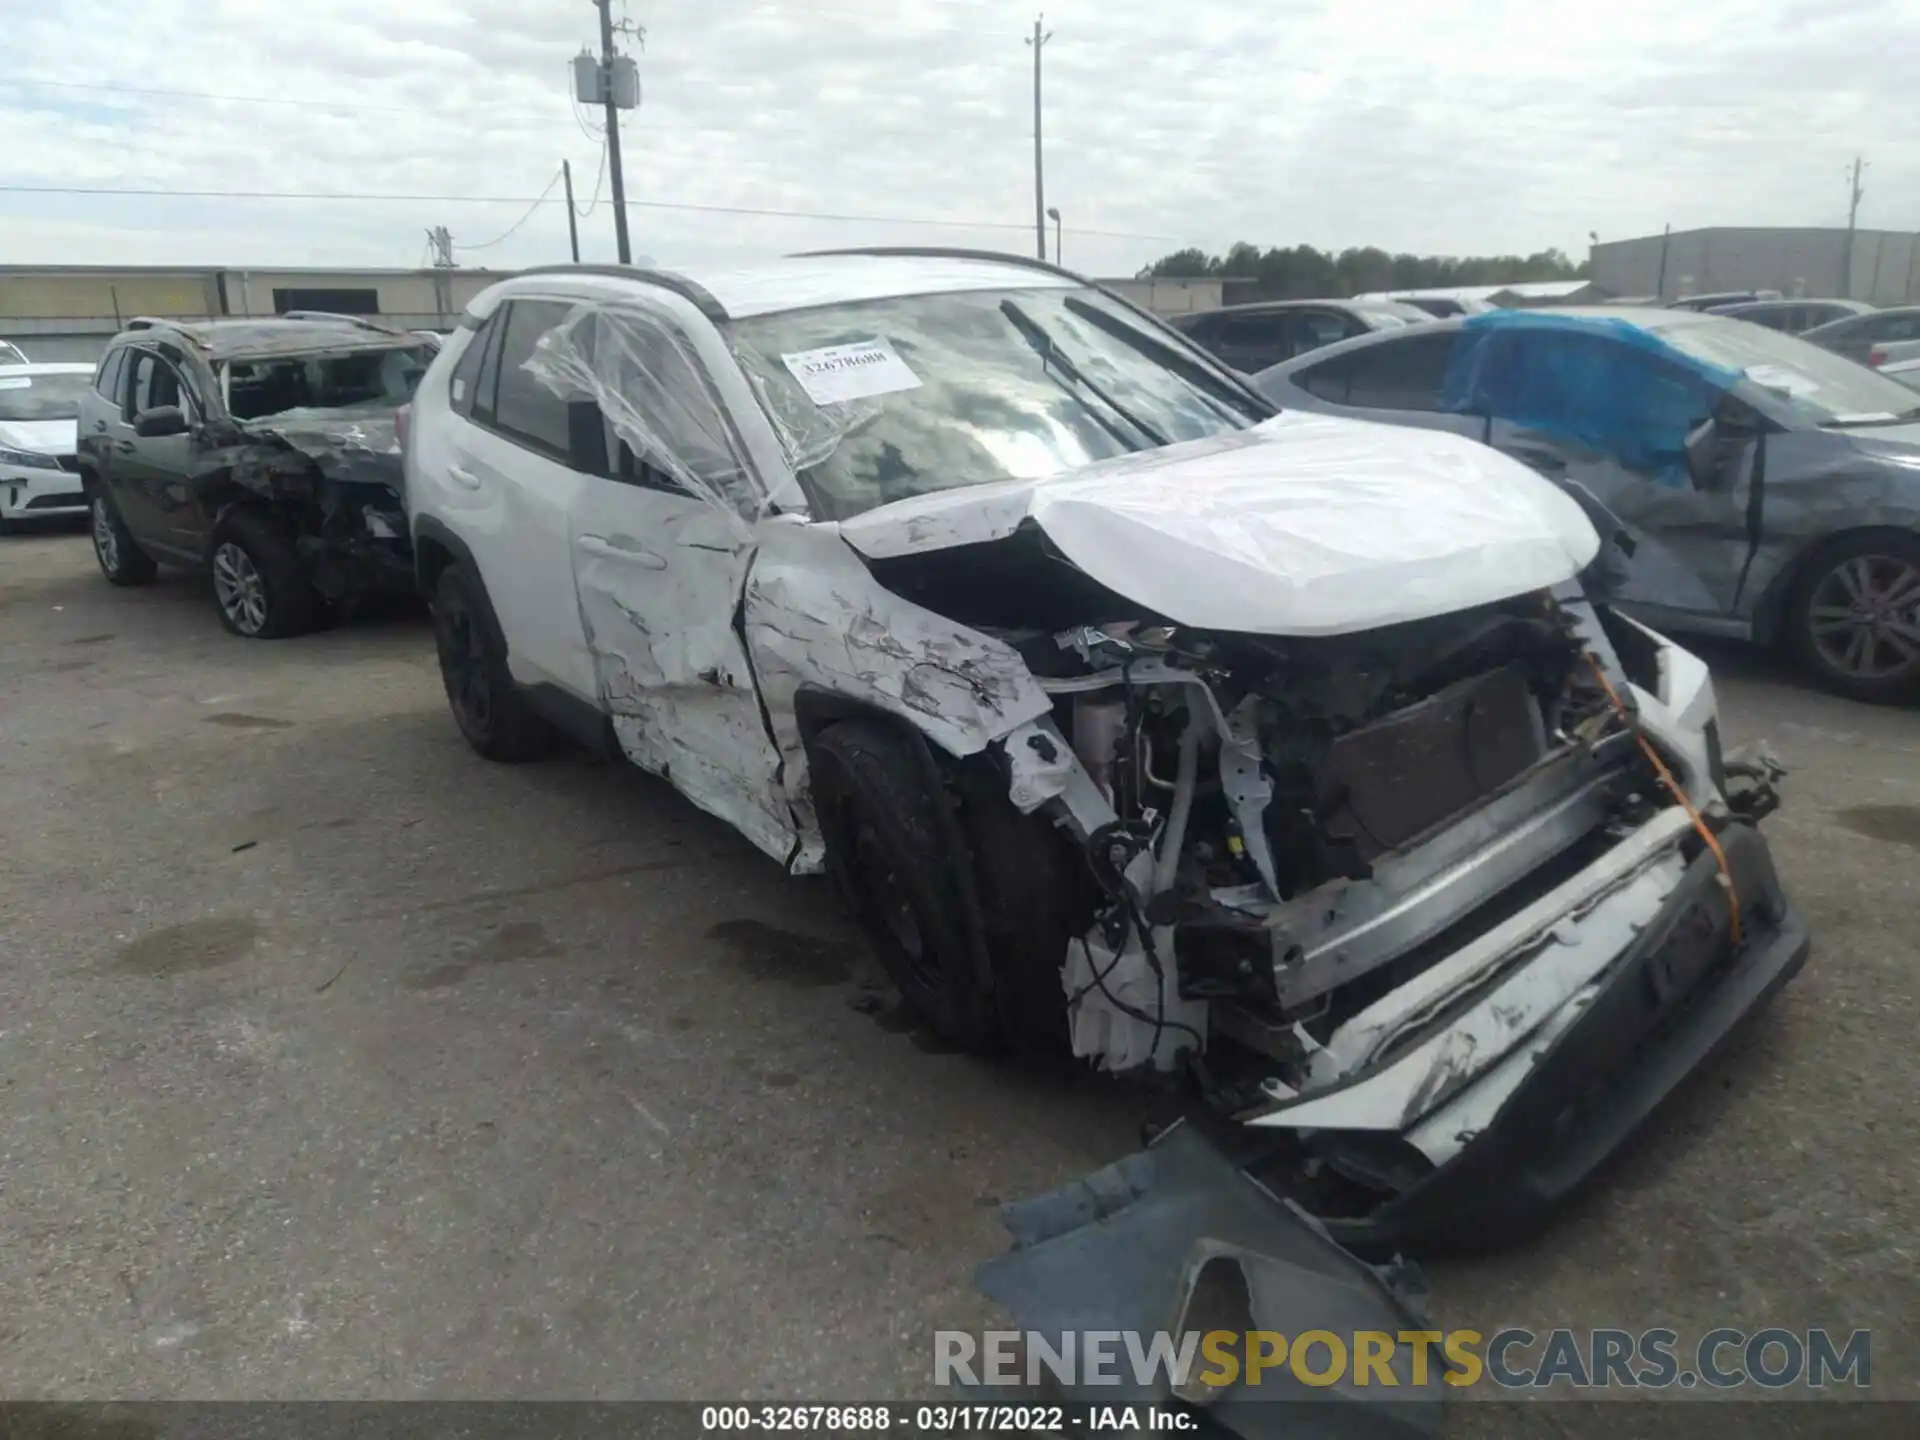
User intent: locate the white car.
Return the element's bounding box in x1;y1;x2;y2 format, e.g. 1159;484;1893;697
0;362;93;532
403;250;1807;1249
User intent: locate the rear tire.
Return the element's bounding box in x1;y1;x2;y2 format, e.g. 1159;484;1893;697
90;492;157;586
210;509;318;639
431;562;554;762
1786;531;1920;704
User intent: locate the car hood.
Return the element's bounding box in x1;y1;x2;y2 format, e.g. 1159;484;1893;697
238;405;403;490
0;419;77;454
833;411;1600;636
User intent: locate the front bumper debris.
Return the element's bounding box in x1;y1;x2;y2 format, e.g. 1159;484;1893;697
975;1123;1443;1439
1316;820;1808;1254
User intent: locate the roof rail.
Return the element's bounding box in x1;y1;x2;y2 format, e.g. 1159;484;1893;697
507;263;728;321
278;310;409;335
794;245;1097;287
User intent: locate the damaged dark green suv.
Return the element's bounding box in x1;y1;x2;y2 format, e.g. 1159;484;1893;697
77;313;433;637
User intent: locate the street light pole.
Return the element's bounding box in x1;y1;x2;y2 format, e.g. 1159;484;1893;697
1026;15;1051;262
1047;207;1061;265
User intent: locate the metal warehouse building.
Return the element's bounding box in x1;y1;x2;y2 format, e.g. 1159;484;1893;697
0;265;1224;365
0;267;501;363
1591;226;1920;306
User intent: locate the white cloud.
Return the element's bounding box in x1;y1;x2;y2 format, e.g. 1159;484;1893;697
1;0;1915;277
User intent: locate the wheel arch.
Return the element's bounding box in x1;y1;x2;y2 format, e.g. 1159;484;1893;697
410;514;511;656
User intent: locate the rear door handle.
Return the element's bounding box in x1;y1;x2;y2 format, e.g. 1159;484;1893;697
447;463;483;491
115;441;135;454
577;535;667;569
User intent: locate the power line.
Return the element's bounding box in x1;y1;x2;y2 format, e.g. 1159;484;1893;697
3;75;417;114
574;143;610;218
0;181;1176;240
455;168;567;251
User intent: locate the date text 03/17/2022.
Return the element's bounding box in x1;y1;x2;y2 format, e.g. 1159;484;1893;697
698;1406;1195;1433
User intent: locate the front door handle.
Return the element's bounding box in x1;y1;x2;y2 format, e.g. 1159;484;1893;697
447;463;483;491
93;420;108;433
577;535;667;569
115;440;135;454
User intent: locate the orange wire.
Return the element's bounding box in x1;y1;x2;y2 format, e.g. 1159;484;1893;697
1585;653;1742;946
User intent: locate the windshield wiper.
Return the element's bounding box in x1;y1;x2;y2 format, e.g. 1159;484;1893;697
1062;295;1274;424
999;298;1169;448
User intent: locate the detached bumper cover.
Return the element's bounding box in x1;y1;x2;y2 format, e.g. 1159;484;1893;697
1321;821;1808;1253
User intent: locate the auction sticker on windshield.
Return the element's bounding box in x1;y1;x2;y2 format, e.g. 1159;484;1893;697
782;339;923;406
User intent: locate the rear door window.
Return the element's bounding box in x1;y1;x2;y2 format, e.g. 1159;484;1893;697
490;301;577;458
1868;312;1920;343
1337;332;1460;411
449;313;500;417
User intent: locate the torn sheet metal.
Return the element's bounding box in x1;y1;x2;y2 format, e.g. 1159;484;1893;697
743;520;1054;869
239;406;403;492
834;412;1599;637
975;1123;1443;1439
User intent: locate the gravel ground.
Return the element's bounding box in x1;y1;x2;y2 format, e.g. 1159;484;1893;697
1;526;1914;1412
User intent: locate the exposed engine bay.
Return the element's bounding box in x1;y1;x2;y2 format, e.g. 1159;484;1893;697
969;584;1674;1086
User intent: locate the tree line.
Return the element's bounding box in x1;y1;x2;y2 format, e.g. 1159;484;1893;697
1142;242;1588;299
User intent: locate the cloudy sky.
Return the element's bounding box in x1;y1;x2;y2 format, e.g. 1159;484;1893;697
2;0;1915;277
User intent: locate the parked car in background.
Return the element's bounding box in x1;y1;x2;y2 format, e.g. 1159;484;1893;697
77;313;433;636
1707;298;1873;334
1168;297;1431;372
0;341;29;365
1799;305;1920;366
1881;354;1920;393
0;362;93;532
1253;307;1920;702
403;250;1805;1249
1668;289;1782;312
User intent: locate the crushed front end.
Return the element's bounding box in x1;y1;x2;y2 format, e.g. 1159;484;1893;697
990;587;1807;1247
230;408;413;605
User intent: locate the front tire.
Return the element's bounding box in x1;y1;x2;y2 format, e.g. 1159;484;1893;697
1787;532;1920;704
90;492;157;586
209;509;317;639
431;562;554;761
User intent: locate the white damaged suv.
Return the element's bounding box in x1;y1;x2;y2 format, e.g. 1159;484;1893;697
404;250;1807;1249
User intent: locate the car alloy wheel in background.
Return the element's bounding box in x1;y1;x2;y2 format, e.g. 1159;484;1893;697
1799;544;1920;701
212;541;269;636
91;498;120;575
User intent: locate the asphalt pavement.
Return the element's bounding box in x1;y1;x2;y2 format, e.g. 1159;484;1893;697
1;526;1914;1409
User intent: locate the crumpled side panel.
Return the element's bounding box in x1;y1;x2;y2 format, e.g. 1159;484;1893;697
524;302;761;531
742;522;1054;870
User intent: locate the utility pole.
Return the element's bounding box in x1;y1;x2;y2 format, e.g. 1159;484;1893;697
1843;154;1866;298
1655;222;1671;300
1027;14;1051;262
562;158;582;262
425;225;455;268
594;0;634;264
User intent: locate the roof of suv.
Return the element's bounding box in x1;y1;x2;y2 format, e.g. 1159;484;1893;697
113;313;424;362
505;250;1082;321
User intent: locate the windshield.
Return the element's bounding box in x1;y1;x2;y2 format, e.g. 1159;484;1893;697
224;344;434;421
1653;317;1920;426
723;286;1266;520
0;371;91;422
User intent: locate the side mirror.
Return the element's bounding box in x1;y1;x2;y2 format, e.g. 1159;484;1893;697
1683;417;1719;488
133;405;187;439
